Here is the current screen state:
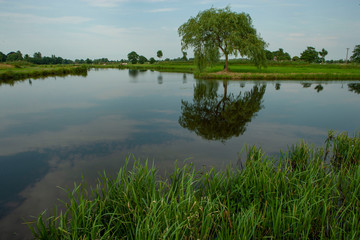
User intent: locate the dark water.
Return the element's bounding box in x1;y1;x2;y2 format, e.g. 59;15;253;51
0;69;359;239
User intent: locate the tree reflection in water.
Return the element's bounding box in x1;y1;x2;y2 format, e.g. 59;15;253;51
348;83;360;94
179;80;266;141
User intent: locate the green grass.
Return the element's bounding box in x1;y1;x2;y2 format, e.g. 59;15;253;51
116;61;360;80
2;61;360;83
27;130;360;239
0;63;88;84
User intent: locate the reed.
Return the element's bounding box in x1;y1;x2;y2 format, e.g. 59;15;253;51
26;130;360;239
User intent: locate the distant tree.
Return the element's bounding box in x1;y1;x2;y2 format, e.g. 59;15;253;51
128;51;139;64
157;50;163;60
300;46;320;63
42;56;52;64
178;6;267;72
182;51;188;61
0;51;6;62
138;55;148;64
33;52;42;59
32;52;43;64
265;50;274;61
319;48;328;63
273;48;291;61
350;45;360;63
149;57;156;64
6;51;23;62
85;58;93;64
292;56;300;61
24;54;30;61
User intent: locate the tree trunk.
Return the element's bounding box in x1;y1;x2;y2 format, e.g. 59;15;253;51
224;54;229;72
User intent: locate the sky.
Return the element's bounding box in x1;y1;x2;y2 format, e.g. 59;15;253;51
0;0;359;61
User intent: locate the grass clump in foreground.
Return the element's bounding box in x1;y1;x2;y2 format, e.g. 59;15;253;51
27;130;360;239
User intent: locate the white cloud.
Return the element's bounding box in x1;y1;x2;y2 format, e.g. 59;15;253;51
147;8;177;13
0;12;91;24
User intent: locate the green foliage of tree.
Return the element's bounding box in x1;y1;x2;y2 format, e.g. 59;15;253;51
138;55;148;64
182;51;188;61
6;50;23;62
128;51;139;64
265;50;274;61
149;57;156;64
0;51;6;62
157;50;163;59
179;80;266;141
348;83;360;94
350;45;360;63
300;46;320;63
292;56;300;61
93;58;109;64
273;48;291;61
178;6;267;72
319;48;328;63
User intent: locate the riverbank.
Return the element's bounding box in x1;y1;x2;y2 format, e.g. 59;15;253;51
119;61;360;80
27;130;360;239
0;63;88;84
1;61;360;83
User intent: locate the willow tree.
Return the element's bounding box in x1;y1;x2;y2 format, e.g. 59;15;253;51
178;7;267;72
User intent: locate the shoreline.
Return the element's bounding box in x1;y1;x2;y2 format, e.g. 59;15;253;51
1;62;360;83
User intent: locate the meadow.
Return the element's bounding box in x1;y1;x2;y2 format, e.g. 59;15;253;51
0;62;88;85
2;60;360;84
122;60;360;80
27;130;360;239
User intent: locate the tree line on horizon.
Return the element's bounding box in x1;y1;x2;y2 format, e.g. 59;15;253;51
0;50;124;65
1;43;359;67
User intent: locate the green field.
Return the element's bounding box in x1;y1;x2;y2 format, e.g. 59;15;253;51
0;62;88;85
1;60;360;84
27;130;360;239
121;60;360;80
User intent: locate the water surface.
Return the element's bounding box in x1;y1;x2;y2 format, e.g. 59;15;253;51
0;69;359;239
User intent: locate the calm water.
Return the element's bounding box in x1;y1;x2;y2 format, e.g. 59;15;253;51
0;69;359;239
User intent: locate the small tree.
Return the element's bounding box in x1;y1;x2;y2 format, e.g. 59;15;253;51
157;50;163;60
6;50;23;62
138;55;147;64
182;51;188;61
319;48;328;63
300;46;319;63
178;6;267;72
273;48;291;61
350;45;360;63
265;50;274;61
128;51;139;64
292;56;300;61
149;57;156;64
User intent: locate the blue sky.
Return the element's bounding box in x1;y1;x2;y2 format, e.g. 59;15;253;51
0;0;359;60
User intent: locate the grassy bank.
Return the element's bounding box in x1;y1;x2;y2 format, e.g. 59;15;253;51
197;62;360;80
0;63;88;84
27;130;360;239
116;61;360;80
2;61;360;83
